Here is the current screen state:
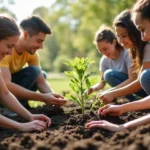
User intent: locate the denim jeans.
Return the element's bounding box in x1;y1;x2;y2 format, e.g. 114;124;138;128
11;65;47;107
103;69;147;101
140;69;150;95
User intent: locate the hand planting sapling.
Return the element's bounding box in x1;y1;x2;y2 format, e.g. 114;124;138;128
64;57;98;117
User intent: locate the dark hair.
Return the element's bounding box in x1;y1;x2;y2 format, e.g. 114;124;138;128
20;15;52;36
0;15;20;41
132;0;150;20
114;9;147;75
94;25;123;51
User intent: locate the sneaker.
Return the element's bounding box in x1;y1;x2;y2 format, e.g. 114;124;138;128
0;108;18;117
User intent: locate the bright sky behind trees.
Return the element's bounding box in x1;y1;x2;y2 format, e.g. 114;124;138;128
4;0;55;22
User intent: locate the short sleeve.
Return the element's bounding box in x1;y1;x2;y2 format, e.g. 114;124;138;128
0;55;11;68
99;56;108;72
27;52;41;68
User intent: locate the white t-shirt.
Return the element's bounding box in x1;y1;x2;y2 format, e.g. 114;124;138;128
99;50;132;74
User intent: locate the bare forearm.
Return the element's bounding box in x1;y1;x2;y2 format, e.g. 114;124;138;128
93;82;105;91
6;82;46;102
1;92;32;120
121;96;150;113
36;72;54;93
112;79;142;97
0;115;19;130
123;114;150;130
114;77;136;89
37;81;54;93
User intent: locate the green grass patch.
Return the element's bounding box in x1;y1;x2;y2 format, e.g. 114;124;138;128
46;74;110;94
47;77;71;94
29;76;71;108
29;74;110;108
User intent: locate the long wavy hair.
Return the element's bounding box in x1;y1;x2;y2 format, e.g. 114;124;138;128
114;9;147;75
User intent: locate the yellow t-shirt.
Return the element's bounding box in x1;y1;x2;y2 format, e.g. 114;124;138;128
0;49;40;74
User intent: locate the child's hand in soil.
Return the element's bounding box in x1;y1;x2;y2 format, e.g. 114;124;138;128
85;120;125;132
44;93;67;107
17;120;48;132
30;114;51;127
98;104;123;116
97;92;115;104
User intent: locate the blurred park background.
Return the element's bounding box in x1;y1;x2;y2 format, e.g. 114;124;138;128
0;0;136;101
0;0;136;73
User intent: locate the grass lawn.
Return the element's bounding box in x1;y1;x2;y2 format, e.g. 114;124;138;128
29;75;71;108
47;75;110;93
29;74;110;107
47;77;71;94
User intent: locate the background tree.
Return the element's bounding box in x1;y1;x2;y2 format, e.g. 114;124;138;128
30;0;136;72
0;0;16;18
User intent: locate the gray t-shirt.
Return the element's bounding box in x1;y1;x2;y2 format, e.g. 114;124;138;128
143;43;150;63
99;50;132;74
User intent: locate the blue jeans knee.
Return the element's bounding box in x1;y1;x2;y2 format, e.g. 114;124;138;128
140;69;150;95
27;65;41;79
42;70;47;79
27;66;47;79
104;69;128;87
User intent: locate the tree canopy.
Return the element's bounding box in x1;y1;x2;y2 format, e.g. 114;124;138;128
0;0;136;72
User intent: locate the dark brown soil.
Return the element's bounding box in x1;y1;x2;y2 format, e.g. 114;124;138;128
1;100;150;150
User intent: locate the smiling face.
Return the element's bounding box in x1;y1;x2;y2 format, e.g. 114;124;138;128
24;32;46;54
0;36;19;61
132;12;150;42
96;40;117;59
115;26;134;49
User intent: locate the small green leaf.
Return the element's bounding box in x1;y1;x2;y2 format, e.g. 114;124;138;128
85;78;91;88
